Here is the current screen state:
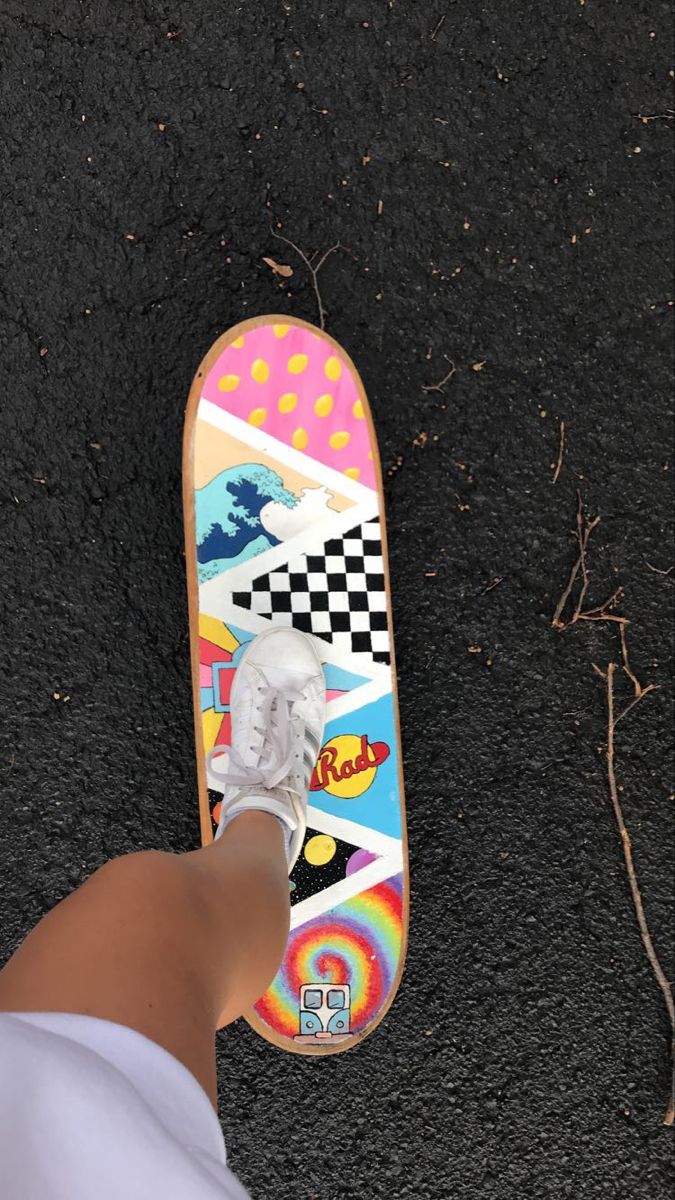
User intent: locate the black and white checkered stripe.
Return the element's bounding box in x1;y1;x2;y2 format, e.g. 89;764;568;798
233;518;390;664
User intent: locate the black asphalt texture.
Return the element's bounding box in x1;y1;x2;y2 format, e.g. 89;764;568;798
1;3;673;1197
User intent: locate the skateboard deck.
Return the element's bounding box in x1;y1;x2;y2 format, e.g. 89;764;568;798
183;315;407;1054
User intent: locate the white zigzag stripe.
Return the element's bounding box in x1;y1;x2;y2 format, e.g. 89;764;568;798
289;853;403;929
198;399;375;502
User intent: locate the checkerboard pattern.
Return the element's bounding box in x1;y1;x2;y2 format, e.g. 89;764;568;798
233;518;390;664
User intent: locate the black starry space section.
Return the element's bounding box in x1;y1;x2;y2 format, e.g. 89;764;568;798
290;827;362;905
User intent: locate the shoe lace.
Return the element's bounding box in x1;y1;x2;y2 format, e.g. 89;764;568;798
207;671;305;793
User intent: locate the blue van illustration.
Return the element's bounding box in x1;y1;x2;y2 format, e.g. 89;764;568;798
294;983;351;1044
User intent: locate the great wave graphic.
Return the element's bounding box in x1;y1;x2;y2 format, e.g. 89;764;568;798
195;465;296;584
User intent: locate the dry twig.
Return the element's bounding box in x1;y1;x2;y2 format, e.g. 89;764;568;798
551;419;566;484
646;562;674;577
270;228;343;330
635;110;675;123
430;14;446;41
421;355;456;393
553;492;673;1125
604;664;673;1127
551;490;601;628
480;575;503;595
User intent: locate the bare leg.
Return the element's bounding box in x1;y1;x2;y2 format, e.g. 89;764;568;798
0;812;289;1106
0;626;324;1110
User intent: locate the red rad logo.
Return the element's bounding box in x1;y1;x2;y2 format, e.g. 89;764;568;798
310;734;390;798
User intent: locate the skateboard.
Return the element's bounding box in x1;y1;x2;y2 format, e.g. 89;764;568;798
183;315;408;1054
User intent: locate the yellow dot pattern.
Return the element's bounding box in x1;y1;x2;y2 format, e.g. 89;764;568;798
251;358;270;384
210;335;376;486
288;353;308;374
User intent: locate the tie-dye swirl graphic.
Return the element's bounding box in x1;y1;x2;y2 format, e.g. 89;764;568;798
255;875;404;1038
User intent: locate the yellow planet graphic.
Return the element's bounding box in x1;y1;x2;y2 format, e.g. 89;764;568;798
304;834;337;866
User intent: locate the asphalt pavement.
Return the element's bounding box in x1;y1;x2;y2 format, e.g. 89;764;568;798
1;3;673;1197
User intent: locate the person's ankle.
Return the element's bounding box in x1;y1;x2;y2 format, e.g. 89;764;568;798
220;808;289;851
216;790;294;862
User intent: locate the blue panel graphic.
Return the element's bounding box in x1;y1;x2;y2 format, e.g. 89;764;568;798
323;663;370;692
309;691;401;839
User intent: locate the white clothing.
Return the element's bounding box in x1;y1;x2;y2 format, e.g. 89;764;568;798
0;1012;249;1199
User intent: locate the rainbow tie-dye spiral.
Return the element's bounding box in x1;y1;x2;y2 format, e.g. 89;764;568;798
255;875;404;1038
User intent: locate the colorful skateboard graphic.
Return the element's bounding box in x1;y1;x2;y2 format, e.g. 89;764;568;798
183;315;408;1054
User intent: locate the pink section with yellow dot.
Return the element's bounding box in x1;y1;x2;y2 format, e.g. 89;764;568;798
202;321;376;490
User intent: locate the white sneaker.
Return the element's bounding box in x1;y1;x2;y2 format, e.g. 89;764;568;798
207;628;326;871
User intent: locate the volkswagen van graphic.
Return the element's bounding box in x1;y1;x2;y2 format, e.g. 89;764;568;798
294;983;351;1043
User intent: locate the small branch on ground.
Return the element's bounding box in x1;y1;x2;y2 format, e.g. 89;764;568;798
646;561;674;577
430;14;446;41
604;665;672;1126
551;419;566;484
573;490;597;618
479;575;503;595
270;227;343;330
421;355;456;393
619;622;642;699
552;491;673;1126
551;490;601;628
635;110;675;124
